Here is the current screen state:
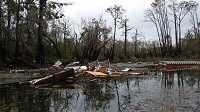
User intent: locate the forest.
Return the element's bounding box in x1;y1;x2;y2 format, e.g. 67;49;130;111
0;0;199;68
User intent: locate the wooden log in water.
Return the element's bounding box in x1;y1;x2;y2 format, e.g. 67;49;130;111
85;70;147;79
86;71;123;78
30;68;74;85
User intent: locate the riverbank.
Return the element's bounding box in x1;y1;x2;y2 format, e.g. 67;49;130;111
0;68;62;85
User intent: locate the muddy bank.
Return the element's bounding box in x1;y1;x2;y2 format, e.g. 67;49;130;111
0;68;61;85
0;73;48;85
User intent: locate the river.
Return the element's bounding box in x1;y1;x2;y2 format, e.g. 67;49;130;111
0;68;200;112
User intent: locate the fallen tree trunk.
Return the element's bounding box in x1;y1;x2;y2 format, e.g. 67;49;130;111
30;68;74;85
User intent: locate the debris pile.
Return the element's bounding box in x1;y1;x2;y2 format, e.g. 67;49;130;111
23;60;150;85
62;60;148;84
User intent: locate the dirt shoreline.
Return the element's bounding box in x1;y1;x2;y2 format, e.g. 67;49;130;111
0;68;61;85
0;72;43;85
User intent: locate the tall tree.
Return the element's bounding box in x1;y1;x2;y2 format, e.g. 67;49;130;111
168;0;190;55
61;18;72;57
36;0;72;64
22;0;38;62
185;1;200;58
5;0;12;59
0;0;13;66
144;0;172;57
105;4;126;61
36;0;46;64
0;0;3;67
186;1;199;36
133;29;139;57
119;17;133;57
14;0;21;58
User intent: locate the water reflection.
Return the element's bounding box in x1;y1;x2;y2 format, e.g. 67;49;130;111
156;69;200;88
0;85;52;112
82;80;115;111
0;69;200;112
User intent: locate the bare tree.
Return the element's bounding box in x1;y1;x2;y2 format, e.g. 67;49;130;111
168;0;190;55
119;17;133;57
144;0;172;57
185;1;200;58
132;29;140;58
186;1;199;36
105;4;126;61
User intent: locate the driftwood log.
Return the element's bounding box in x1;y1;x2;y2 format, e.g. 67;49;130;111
86;70;148;79
86;71;123;78
30;68;74;85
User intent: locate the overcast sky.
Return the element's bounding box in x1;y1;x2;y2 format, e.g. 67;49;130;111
60;0;200;42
